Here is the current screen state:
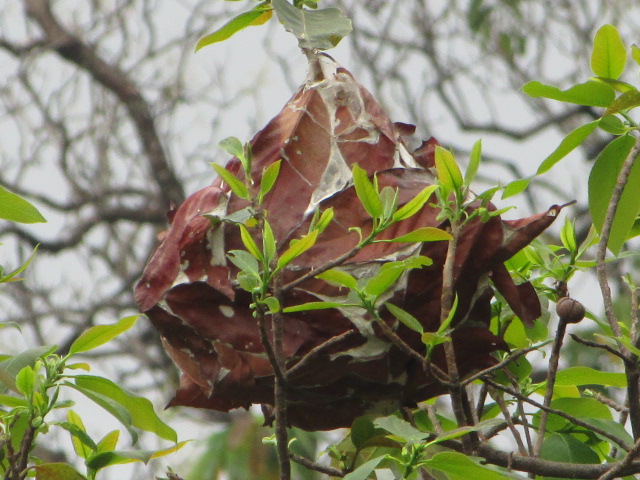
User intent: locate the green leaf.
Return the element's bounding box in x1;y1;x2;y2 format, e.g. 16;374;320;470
475;185;502;203
0;186;46;223
629;217;640;240
400;255;434;270
227;249;261;277
540;433;600;465
239;224;263;261
312;207;334;234
33;463;87;480
465;139;482;185
385;303;423;333
588;134;640;254
237;271;260;292
15;365;35;398
0;394;28;408
242;143;253;177
283;301;350;313
364;264;404;298
262;219;277;264
221;207;256;226
69;375;177;443
379;186;398;221
554;366;626;388
7;413;29;453
315;269;358;289
605;90;640;116
212;163;249;200
374;415;426;444
350;416;376;449
86;442;188;469
591;77;637;93
262;296;280;314
533;397;614;437
383;227;452;243
536;121;599;175
427;420;504;447
434;146;463;194
441;295;459;335
218;136;245;159
522;80;615;107
422;331;450;348
68;315;138;356
0;246;38;284
97;430;120;453
351;164;383;219
271;0;352;50
599;115;628;135
632;44;640;67
501;178;531;199
343;455;388;480
258;160;281;203
551;397;612;421
391;185;438;223
277;230;318;268
584;418;634;451
65;381;138;444
560;218;577;254
65;410;95;459
425;452;524;480
0;345;56;393
56;421;96;458
195;5;272;51
591;24;627;79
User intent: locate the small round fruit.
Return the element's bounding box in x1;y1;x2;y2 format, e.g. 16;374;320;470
556;297;585;324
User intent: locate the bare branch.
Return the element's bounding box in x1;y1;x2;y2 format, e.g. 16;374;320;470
23;0;184;206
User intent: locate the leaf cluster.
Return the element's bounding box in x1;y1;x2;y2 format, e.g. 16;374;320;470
522;24;640;255
195;0;351;52
0;318;183;480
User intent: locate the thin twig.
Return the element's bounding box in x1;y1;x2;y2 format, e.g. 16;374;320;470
484;378;632;451
587;390;628;413
289;453;346;477
596;135;640;336
433;435;640;479
473;441;640;479
257;313;286;385
598;437;640;480
374;317;427;366
535;319;568;456
439;221;478;451
569;334;628;362
286;331;358;377
476;383;489;421
595;135;640;439
461;341;552;386
482;420;511;440
629;283;640;347
508;374;535;457
271;277;291;480
628;284;640;439
281;239;368;293
423;403;444;435
491;388;528;456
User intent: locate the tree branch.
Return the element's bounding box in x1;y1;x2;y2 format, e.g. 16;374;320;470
483;378;632;451
23;0;184;207
595;134;640;439
534;318;567;455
